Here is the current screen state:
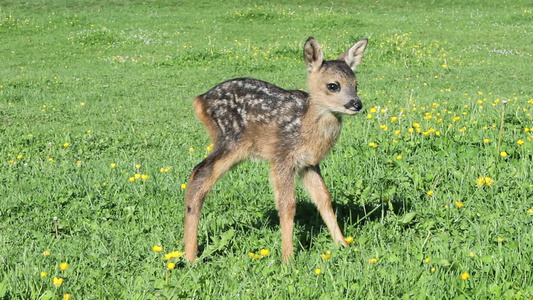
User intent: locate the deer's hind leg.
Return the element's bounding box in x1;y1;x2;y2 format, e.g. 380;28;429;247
299;165;347;247
184;145;247;262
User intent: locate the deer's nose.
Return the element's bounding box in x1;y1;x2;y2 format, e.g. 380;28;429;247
343;97;362;112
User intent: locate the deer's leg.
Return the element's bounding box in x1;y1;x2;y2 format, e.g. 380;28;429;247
184;147;244;262
270;163;297;263
299;165;347;247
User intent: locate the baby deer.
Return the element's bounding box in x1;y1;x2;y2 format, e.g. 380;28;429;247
184;37;368;263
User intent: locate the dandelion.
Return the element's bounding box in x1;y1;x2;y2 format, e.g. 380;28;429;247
483;139;490;143
424;258;430;263
427;190;434;196
181;184;187;189
517;140;525;146
63;143;69;147
189;147;194;152
461;272;469;280
498;237;505;243
469;252;475;257
315;268;322;275
431;267;436;272
321;251;332;260
152;245;163;253
43;250;51;256
134;174;142;180
260;249;270;256
76;160;82;166
396;155;403;160
63;294;72;300
391;116;398;122
167;262;176;270
135;164;141;169
500;151;507;157
368;258;378;264
366;114;373;119
368;142;378;148
48;158;54;162
53;277;63;287
344;236;354;244
80;102;86;106
455;201;464;208
141;174;149;181
163;251;184;260
527;208;533;214
110;163;116;168
60;262;68;271
40;272;48;277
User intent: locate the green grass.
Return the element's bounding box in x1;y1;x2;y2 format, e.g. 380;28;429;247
1;0;532;298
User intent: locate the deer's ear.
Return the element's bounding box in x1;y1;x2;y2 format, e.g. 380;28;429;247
337;38;368;71
304;37;324;73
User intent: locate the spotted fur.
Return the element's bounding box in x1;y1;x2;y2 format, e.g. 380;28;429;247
185;37;368;263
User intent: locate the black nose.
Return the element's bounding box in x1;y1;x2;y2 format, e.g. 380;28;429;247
344;98;363;112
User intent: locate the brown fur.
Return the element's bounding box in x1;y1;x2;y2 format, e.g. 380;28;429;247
184;37;368;263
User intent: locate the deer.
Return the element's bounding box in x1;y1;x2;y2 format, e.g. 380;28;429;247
184;36;368;263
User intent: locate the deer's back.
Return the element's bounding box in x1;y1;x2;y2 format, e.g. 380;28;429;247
196;78;309;143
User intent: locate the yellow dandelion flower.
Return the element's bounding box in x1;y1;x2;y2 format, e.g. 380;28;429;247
153;245;163;253
60;262;68;271
260;249;269;256
63;294;72;300
163;251;184;260
167;262;176;270
368;258;378;264
484;177;494;186
394;130;401;135
517;140;525;146
321;250;332;260
110;163;116;168
424;258;430;263
189;147;194;152
344;236;354;244
63;143;69;148
427;190;434;196
134;173;142;180
391;116;398;122
181;184;187;189
48;158;54;162
431;267;436;272
40;272;48;277
248;252;255;258
43;250;51;256
315;268;322;275
396;155;403;160
135;164;141;169
53;277;63;287
527;208;533;214
368;142;378;148
469;252;475;257
165;166;173;172
461;272;469;280
483;139;490;143
498;237;505;243
455;201;464;208
160;168;165;172
476;177;486;186
500;151;507;157
141;174;149;180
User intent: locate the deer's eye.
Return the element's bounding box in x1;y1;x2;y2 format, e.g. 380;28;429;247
327;83;340;92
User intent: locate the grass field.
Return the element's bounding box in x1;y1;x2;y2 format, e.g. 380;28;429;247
1;0;532;298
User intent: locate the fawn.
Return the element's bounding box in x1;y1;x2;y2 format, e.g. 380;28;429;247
184;37;368;263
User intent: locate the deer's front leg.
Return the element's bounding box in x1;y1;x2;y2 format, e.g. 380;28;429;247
270;163;297;263
299;165;347;247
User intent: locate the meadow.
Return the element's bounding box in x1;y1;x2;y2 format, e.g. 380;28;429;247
1;0;532;298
